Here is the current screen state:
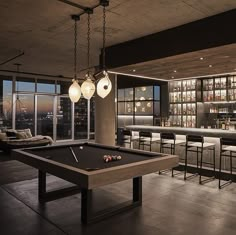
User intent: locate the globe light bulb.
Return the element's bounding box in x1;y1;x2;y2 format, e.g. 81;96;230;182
81;75;95;99
97;71;112;98
69;80;81;102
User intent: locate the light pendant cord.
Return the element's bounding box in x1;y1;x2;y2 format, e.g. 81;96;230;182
74;18;78;80
102;5;106;70
87;13;91;76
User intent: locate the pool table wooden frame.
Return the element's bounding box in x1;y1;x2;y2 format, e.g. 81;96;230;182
12;142;179;224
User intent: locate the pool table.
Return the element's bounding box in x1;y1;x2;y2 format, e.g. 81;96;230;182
12;142;179;224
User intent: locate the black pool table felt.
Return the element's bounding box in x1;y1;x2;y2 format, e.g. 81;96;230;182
25;144;164;171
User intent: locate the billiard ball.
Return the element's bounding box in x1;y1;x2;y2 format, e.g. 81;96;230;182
117;155;122;160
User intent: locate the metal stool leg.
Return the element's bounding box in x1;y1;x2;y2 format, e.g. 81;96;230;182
213;147;216;177
199;148;203;184
219;152;222;189
230;151;233;179
184;145;188;180
197;147;199;169
171;144;175;177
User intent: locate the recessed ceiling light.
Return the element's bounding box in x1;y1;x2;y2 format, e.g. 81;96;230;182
132;69;136;72
174;70;177;73
234;68;236;71
200;57;204;60
171;76;174;79
209;65;212;67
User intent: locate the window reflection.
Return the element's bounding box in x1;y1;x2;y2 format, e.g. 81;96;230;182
37;79;56;93
15;94;35;134
0;77;12;129
16;77;35;92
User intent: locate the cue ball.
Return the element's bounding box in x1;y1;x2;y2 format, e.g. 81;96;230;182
80;146;83;150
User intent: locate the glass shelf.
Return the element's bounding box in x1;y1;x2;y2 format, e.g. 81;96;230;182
117;86;161;127
169;79;197;127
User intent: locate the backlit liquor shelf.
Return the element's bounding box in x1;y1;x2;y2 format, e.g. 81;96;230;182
168;74;236;129
117;74;236;130
169;79;198;128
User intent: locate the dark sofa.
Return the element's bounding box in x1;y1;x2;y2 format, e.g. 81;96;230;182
0;129;53;152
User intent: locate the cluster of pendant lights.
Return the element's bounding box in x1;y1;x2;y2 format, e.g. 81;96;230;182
69;1;112;103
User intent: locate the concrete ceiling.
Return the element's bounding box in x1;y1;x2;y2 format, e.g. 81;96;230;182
111;43;236;81
0;0;236;80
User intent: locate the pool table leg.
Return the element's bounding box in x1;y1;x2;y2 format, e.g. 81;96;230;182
38;170;81;202
81;176;142;224
38;170;46;201
81;189;92;224
133;176;142;204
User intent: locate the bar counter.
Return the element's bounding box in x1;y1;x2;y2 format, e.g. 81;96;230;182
123;125;236;174
125;125;236;139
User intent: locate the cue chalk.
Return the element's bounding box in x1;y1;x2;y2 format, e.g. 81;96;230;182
70;147;78;162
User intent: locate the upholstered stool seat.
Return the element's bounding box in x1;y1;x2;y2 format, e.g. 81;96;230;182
122;129;139;148
138;131;160;151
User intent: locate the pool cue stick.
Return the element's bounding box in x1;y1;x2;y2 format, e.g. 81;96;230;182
70;147;78;162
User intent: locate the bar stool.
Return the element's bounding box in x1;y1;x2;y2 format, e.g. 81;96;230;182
122;129;139;148
219;137;236;189
138;131;160;151
184;135;215;184
160;132;185;154
160;132;185;176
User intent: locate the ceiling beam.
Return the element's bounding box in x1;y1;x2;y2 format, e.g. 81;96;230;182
104;9;236;69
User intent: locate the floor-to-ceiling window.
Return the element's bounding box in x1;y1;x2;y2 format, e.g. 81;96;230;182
14;94;35;134
0;74;94;141
74;98;88;140
56;96;72;140
36;95;54;138
0;76;12;129
15;77;35;134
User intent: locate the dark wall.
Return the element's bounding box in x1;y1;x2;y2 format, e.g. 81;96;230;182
104;9;236;69
160;83;169;118
117;75;166;89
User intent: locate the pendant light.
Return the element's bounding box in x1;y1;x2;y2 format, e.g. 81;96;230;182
81;9;95;100
69;15;81;103
96;0;112;99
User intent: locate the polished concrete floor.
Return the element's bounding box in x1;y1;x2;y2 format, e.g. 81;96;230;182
0;155;236;235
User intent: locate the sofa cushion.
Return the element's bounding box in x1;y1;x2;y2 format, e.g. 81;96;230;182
16;132;28;139
6;129;17;138
0;132;7;140
17;129;32;138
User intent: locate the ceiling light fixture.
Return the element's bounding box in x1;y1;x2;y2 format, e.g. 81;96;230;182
174;70;177;73
209;65;212;68
200;57;204;60
96;0;112;99
69;15;81;103
81;9;95;100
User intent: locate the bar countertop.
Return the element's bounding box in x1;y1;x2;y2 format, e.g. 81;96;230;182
125;125;236;138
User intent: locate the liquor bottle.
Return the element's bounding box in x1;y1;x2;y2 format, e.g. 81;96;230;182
174;93;177;102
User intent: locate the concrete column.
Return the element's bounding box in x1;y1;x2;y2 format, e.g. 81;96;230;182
95;73;116;146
